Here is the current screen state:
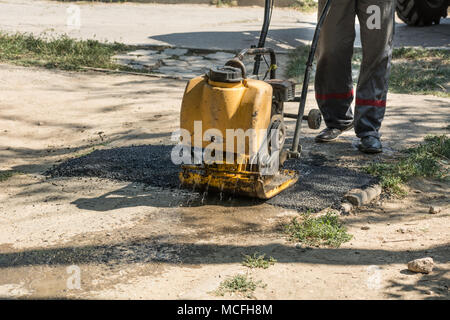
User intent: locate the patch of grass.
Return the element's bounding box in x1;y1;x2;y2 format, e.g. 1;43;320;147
365;135;449;196
286;45;311;80
285;211;352;248
211;0;238;7
54;0;130;3
392;47;448;60
214;274;266;299
291;0;318;12
0;170;21;182
389;48;449;97
287;46;449;97
0;32;131;71
242;252;276;269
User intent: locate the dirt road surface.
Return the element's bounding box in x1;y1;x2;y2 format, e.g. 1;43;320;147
0;0;449;300
0;63;449;299
0;0;449;50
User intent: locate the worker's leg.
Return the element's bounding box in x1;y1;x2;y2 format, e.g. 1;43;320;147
355;0;395;139
315;0;356;130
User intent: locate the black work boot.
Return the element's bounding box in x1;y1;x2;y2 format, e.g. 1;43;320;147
358;136;382;154
315;123;354;143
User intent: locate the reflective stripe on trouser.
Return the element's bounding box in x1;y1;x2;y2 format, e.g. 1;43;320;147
315;0;395;138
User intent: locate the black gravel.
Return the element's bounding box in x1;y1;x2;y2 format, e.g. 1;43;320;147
47;144;376;212
269;156;376;211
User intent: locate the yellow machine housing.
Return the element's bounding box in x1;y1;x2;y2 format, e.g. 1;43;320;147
178;72;298;199
177;1;329;199
181;75;271;154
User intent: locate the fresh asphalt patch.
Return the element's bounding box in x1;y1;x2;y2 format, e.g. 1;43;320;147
274;157;375;211
47;144;376;212
48;145;180;189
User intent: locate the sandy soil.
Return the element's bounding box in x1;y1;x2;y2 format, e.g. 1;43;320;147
0;63;448;299
0;0;449;50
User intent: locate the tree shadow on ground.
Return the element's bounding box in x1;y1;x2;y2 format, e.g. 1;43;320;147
71;183;264;210
386;267;449;300
0;235;448;267
148;21;450;51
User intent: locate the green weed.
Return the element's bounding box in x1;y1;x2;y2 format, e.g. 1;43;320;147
242;252;277;269
0;32;130;71
214;274;266;299
285;211;352;248
365;135;449;196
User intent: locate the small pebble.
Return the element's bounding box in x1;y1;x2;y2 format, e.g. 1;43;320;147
428;206;441;214
341;202;353;214
407;257;434;274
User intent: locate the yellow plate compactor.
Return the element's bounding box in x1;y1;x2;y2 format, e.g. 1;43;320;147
178;0;333;199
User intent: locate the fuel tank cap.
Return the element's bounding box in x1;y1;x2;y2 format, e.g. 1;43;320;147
208;66;243;83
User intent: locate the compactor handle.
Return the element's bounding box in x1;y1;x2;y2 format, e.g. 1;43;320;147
226;47;277;80
289;0;333;158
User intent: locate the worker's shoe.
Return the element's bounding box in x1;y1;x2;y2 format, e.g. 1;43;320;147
358;136;382;154
315;123;354;143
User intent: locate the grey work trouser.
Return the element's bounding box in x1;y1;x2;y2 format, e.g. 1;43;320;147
315;0;395;138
